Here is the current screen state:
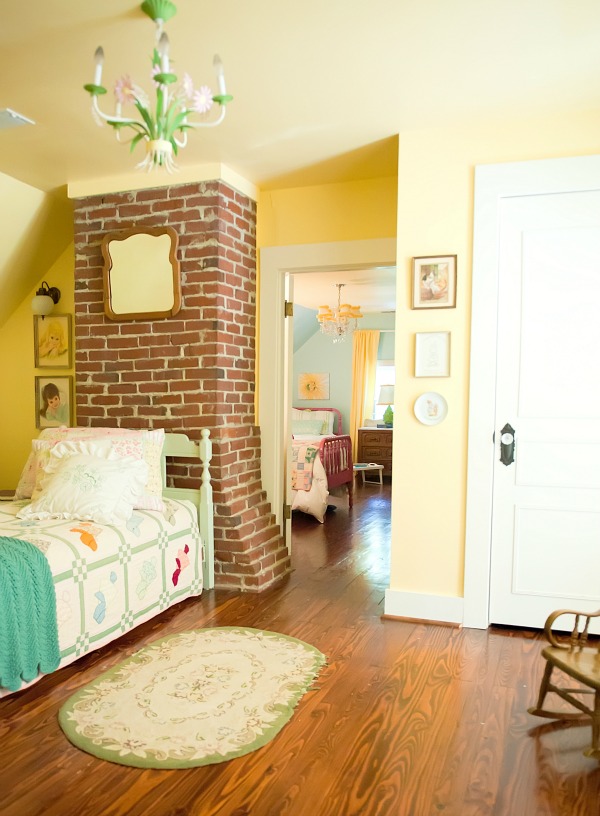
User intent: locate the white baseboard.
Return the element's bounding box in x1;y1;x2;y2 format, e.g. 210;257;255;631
384;589;464;625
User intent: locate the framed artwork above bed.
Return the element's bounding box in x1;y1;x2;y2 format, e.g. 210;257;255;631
35;375;74;429
297;372;330;400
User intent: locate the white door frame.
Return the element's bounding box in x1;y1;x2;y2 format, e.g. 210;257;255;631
463;154;600;629
258;238;397;533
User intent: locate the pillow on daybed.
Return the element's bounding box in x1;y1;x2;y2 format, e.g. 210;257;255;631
291;419;324;436
17;441;148;526
15;426;165;511
291;409;335;435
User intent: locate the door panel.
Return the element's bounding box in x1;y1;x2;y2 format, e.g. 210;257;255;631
489;190;600;628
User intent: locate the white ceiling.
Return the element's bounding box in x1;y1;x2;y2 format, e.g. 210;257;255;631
1;1;600;193
292;267;396;313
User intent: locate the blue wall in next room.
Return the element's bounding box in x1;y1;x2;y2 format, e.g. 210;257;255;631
293;312;396;433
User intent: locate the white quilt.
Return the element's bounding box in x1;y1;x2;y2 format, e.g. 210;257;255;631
0;497;203;695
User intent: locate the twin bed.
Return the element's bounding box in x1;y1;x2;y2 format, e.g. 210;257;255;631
1;410;350;695
290;407;353;522
0;427;214;697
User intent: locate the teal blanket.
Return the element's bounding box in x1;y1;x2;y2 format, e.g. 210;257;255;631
0;536;60;691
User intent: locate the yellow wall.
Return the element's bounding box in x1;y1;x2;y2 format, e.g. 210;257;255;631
0;245;75;489
258;176;398;246
391;108;600;600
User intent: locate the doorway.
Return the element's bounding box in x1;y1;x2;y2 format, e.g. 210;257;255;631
258;238;397;544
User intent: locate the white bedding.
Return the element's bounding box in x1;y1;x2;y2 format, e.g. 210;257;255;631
291;435;329;522
0;497;203;696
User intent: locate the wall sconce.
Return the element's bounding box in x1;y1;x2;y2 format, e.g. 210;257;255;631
31;282;61;317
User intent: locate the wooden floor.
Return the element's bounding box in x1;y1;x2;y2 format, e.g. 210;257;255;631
2;482;599;816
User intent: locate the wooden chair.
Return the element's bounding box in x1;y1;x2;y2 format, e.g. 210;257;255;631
528;608;600;760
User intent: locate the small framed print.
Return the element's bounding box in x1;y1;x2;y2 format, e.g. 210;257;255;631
415;331;451;377
35;376;73;429
298;372;330;400
34;314;72;368
412;255;457;309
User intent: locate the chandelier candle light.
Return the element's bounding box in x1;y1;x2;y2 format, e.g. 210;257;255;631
317;283;363;343
84;0;233;172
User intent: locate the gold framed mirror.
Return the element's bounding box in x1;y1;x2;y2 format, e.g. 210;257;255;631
101;226;182;321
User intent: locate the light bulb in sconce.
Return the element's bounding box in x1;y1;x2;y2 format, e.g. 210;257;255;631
31;282;61;318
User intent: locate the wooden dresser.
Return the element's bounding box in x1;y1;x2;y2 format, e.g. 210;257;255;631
356;428;393;478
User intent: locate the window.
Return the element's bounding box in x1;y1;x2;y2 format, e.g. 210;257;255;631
373;360;395;420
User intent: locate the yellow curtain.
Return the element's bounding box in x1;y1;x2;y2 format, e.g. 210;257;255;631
349;330;380;456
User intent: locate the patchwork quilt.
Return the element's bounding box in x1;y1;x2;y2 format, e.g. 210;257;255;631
291;443;319;492
0;497;203;693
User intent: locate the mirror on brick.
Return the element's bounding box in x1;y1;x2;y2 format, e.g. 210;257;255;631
101;226;182;320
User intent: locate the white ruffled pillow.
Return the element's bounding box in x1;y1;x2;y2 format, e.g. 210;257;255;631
14;427;164;511
17;441;149;526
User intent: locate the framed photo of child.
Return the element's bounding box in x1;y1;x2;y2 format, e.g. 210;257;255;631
34;314;72;368
35;376;73;429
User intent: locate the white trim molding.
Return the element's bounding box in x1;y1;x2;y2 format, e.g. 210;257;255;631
258;238;397;532
384;589;464;625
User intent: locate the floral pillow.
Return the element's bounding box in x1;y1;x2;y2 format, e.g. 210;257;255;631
15;427;165;511
17;445;149;526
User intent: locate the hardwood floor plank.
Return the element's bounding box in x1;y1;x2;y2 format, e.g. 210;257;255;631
2;483;600;815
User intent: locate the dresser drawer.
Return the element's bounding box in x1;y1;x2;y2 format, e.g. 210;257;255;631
357;428;393;478
359;431;391;447
362;445;391;460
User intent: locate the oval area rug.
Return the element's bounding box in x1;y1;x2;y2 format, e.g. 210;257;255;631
58;627;326;768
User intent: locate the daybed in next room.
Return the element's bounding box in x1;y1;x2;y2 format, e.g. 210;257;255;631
291;407;353;522
0;425;214;697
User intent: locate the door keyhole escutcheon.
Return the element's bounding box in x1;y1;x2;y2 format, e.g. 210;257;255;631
500;423;516;466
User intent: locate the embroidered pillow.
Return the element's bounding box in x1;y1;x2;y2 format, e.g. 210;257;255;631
15;427;165;511
17;449;148;526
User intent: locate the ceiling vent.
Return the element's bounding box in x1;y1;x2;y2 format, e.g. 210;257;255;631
0;109;35;130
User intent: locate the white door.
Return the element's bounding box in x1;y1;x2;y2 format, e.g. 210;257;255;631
489;190;600;628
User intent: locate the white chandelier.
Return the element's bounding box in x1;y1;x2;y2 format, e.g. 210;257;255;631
83;0;233;173
317;284;363;343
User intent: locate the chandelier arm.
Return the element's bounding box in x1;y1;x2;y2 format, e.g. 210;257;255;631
91;96;149;130
180;107;227;129
173;131;188;148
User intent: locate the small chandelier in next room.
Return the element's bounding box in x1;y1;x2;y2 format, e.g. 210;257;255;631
317;284;363;343
83;0;233;173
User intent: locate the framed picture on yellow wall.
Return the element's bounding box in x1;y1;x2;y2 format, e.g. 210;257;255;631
412;255;457;309
35;376;73;429
34;314;72;368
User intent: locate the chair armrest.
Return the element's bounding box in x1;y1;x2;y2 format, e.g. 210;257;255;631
543;608;600;649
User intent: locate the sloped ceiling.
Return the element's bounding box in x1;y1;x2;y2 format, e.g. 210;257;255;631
0;175;73;328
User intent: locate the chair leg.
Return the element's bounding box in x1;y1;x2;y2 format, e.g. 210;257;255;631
528;660;554;717
583;690;600;760
528;660;591;721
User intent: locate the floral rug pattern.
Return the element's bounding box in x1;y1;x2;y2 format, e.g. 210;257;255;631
58;627;326;768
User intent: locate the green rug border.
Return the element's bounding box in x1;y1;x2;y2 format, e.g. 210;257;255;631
58;626;326;769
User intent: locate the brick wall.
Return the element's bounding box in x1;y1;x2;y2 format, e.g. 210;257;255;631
72;179;291;590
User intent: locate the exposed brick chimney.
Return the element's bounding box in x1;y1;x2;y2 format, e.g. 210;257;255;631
72;179;290;590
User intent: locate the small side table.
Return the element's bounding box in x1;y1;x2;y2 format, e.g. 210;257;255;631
353;463;384;485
